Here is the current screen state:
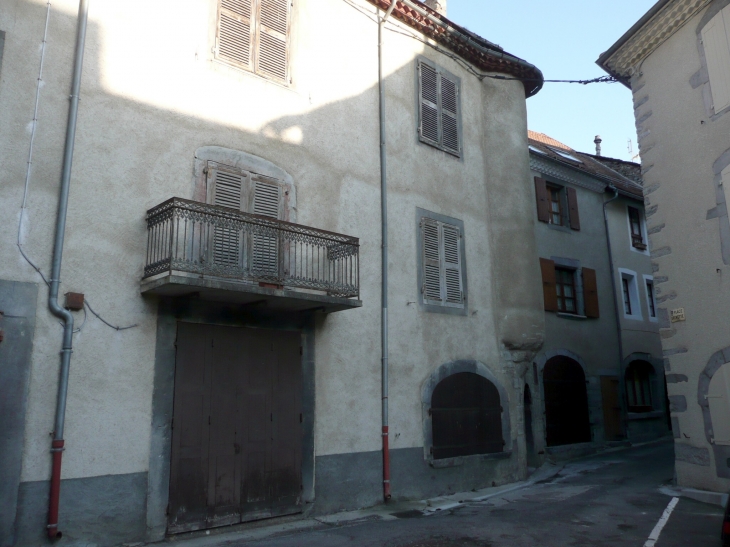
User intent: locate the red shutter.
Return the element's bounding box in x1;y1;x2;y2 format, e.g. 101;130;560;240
567;187;581;231
534;177;550;223
582;268;599;318
540;258;558;312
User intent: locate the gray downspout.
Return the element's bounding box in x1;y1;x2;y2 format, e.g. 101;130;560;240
602;185;627;440
379;0;397;502
47;0;90;538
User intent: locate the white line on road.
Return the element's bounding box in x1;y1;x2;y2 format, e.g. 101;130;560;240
643;497;680;547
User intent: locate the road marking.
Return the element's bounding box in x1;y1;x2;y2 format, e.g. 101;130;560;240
643;497;680;547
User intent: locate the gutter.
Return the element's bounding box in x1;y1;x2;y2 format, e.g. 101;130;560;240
47;0;90;539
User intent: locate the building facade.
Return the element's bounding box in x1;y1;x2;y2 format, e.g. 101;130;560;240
598;0;730;495
0;1;546;545
526;132;668;465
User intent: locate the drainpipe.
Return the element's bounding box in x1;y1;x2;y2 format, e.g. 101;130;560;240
602;186;627;439
47;0;90;539
379;0;397;503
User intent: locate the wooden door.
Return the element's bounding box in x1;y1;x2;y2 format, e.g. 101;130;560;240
600;376;624;441
168;323;302;534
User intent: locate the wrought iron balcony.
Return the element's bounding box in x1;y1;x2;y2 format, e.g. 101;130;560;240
140;198;361;312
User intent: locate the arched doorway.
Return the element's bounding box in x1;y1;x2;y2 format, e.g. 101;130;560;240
430;372;503;459
543;356;591;446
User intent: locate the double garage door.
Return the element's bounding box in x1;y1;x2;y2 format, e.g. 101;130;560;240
168;323;302;533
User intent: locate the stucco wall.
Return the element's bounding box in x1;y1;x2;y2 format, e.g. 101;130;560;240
0;0;543;539
623;0;730;492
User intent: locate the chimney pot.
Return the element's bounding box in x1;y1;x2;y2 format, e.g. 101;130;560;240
594;135;603;156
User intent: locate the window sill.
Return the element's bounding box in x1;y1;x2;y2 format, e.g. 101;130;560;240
429;450;512;468
556;312;589;320
627;410;664;421
546;223;572;234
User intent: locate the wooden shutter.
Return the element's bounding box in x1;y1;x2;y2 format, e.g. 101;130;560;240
539;258;558;312
209;164;247;268
443;223;463;306
703;6;730;114
582;268;599;318
256;0;290;83
251;176;281;276
534;177;550;223
419;62;440;145
440;74;460;155
722;165;730;213
708;363;730;445
421;218;442;304
567;187;581;231
217;0;255;71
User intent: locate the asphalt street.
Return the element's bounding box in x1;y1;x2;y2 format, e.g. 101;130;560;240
171;440;724;547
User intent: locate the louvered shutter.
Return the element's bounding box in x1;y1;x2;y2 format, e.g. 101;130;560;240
419;62;439;145
708;363;730;445
251;176;282;277
256;0;289;83
534;177;550;223
210;164;247;268
582;268;599;318
421;218;442;304
539;258;558;312
216;0;254;71
703;6;730;114
442;223;463;307
567;187;581;231
440;74;460;155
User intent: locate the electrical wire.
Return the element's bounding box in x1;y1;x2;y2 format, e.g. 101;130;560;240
84;299;138;331
341;0;619;86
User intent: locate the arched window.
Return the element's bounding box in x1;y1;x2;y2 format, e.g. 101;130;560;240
430;372;503;459
625;361;654;413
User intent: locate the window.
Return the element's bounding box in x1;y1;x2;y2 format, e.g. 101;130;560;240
534;177;580;230
215;0;291;85
627;206;647;250
417;58;461;157
547;146;583;164
417;209;466;314
702;4;730;114
625;361;654;413
539;258;599;318
619;269;642;320
644;277;657;320
555;268;577;313
430;373;503;459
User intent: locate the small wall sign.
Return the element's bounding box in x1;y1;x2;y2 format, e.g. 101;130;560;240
671;308;686;323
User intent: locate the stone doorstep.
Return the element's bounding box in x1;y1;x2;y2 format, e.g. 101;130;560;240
659;485;730;508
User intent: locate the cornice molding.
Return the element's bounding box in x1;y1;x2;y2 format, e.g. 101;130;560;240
529;155;607;194
602;0;711;80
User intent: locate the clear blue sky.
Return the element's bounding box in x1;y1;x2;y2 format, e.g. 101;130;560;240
448;0;657;161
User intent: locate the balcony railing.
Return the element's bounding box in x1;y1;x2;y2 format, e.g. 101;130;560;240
144;198;360;299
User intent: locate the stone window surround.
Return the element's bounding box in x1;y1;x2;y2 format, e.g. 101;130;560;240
643;274;659;323
618;268;643;321
551;256;586;318
420;360;511;466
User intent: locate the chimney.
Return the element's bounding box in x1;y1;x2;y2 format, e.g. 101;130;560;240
594;135;602;156
424;0;447;16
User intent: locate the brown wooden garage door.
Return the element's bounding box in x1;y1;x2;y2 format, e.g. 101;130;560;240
168;323;302;533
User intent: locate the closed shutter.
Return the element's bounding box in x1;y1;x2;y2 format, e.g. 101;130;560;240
708;363;730;445
210;164;247;268
702;6;730;114
216;0;255;71
443;223;463;307
251;176;282;276
534;177;550;223
540;258;558;312
582;268;599;318
722;165;730;214
567;187;581;231
256;0;290;83
421;218;442;304
419;62;439;145
440;74;460;155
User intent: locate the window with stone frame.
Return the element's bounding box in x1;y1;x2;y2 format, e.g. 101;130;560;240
625;361;654;413
555;267;577;313
628;206;647;250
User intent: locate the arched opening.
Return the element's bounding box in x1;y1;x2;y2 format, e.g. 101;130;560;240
524;384;536;465
543;356;591;446
431;372;503;459
625;360;654;413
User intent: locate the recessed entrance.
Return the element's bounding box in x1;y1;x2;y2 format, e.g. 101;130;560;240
543;356;591;446
167;322;302;533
